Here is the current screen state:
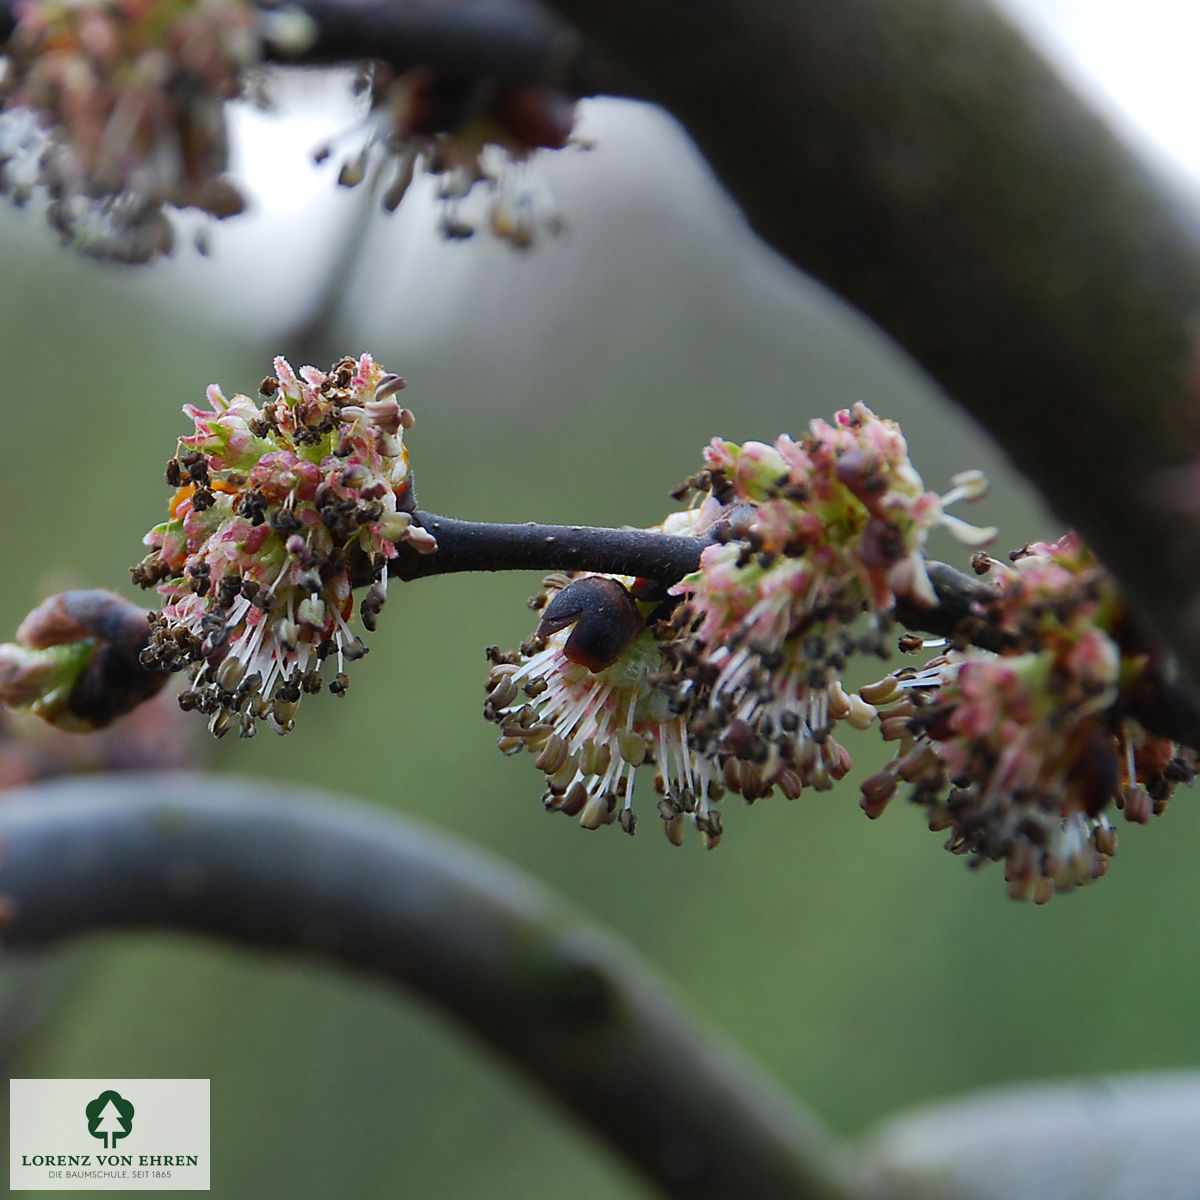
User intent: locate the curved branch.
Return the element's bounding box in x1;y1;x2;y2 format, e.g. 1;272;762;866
250;0;1200;704
0;774;872;1200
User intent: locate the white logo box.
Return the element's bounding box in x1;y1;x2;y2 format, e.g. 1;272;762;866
11;1079;209;1191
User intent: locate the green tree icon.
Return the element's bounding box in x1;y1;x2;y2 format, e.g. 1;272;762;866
85;1090;134;1150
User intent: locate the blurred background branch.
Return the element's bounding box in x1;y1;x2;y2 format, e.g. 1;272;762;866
0;773;877;1200
259;0;612;94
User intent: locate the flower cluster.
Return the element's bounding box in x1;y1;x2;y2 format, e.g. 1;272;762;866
132;354;434;737
0;0;256;260
859;533;1195;901
320;66;577;247
485;564;729;846
489;405;995;846
658;405;993;811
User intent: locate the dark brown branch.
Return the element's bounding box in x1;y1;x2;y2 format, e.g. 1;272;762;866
388;511;709;582
258;0;613;94
0;774;872;1200
258;506;1200;749
893;561;1012;654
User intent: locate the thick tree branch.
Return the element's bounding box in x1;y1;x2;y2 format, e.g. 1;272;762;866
0;775;874;1200
253;0;1200;702
533;0;1200;693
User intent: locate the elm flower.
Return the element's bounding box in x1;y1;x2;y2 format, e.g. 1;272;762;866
485;569;726;847
661;404;994;804
132;354;435;737
317;66;576;247
0;0;257;260
858;533;1195;901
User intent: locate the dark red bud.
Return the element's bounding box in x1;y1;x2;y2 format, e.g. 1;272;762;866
537;576;643;672
17;591;168;728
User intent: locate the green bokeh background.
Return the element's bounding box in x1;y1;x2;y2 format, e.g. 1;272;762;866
2;96;1197;1199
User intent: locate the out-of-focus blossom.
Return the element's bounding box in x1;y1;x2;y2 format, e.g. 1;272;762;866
0;0;257;260
318;66;578;248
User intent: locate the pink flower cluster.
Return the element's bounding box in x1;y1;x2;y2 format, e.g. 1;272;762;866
694;406;950;611
490;406;995;847
860;533;1194;901
661;405;991;810
133;354;434;736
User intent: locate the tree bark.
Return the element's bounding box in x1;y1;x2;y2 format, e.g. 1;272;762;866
534;0;1200;689
0;774;876;1200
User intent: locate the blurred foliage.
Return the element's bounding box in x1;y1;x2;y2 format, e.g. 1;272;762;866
2;95;1199;1199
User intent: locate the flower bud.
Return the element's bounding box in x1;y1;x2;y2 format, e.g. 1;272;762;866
0;590;167;730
